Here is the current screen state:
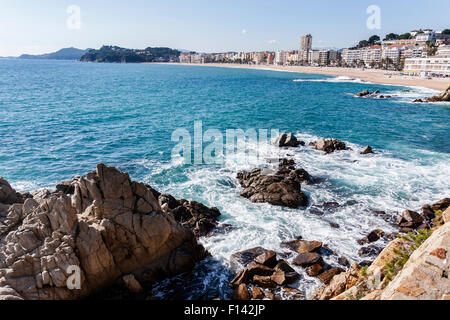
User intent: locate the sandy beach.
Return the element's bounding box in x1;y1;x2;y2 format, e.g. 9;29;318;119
169;63;449;91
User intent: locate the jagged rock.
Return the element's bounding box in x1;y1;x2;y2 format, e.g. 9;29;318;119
157;194;221;237
306;264;323;277
274;260;295;273
426;85;450;102
281;240;322;254
236;163;309;208
311;263;361;300
253;275;277;288
421;204;436;221
0;164;207;300
293;253;324;267
270;270;288;286
431;198;450;212
359;245;382;257
122;274;143;293
358;229;385;244
275;133;304;148
230;247;269;270
251;286;264;299
0;177;24;205
360;146;374;155
338;257;350;267
264;289;275;300
397;210;424;229
380;222;450;300
329;222;340;229
315;138;347;154
233;284;250;300
412;99;425;103
254;250;277;268
317;268;344;284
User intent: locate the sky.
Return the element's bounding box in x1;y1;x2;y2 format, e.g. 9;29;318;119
0;0;449;56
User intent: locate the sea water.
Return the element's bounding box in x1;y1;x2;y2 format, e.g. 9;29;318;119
0;59;449;299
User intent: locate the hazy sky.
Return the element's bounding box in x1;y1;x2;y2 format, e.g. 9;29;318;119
1;0;449;56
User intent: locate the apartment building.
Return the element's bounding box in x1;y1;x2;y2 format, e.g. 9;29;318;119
404;56;450;77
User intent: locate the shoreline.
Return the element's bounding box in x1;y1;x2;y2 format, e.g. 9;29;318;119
158;62;449;91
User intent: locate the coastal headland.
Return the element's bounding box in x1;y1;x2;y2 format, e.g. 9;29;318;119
160;63;450;91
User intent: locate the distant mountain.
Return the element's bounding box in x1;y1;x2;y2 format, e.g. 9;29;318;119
80;45;181;63
19;48;90;60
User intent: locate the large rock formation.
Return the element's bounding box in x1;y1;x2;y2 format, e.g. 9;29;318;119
0;164;207;300
312;199;450;300
236;159;309;208
426;85;450;102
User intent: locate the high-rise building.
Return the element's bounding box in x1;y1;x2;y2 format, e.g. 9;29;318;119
300;34;313;52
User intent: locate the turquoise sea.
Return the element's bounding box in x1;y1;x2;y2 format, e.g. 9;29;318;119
0;59;449;299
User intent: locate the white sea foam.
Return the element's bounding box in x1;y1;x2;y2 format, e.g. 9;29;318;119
144;133;450;298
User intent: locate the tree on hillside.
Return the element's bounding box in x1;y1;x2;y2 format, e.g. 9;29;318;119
358;40;369;48
368;35;381;45
399;33;412;40
442;29;450;35
384;33;399;41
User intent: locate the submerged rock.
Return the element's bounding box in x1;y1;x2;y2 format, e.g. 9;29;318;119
0;164;207;300
355;89;380;97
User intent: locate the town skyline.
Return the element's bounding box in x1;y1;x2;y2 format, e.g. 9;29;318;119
2;0;450;57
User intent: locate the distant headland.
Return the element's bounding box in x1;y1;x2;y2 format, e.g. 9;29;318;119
79;45;181;63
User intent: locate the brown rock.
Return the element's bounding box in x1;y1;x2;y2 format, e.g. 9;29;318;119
315;138;347;154
251;286;264;300
431;198;450;212
317;268;344;284
254;250;277;268
306;264;323;277
293;252;324;267
230;247;268;270
274;260;295;273
236;164;309;208
360;146;374;155
0;164;207;300
397;210;424;229
270;270;287;286
233;284;250;300
281;240;322;254
367;229;385;243
311;263;361;300
121;274;143;293
253;275;277;288
264;289;275;300
275;133;303;148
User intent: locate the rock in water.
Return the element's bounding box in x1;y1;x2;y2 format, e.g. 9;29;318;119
426;85;450;102
0;164;207;300
360;146;374;155
275;133;304;148
315;138;347;154
236;160;310;208
157;194;221;237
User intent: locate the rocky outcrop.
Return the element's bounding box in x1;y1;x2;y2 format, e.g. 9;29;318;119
275;133;305;148
230;248;302;300
380;222;449;300
426;85;450;102
150;191;221;237
0;177;25;205
315;138;347;154
0;164;207;300
236;159;309;208
312;198;450;300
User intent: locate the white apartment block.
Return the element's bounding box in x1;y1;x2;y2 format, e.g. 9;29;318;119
404;57;450;76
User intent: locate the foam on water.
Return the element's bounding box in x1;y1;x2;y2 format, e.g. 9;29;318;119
146;134;450;299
